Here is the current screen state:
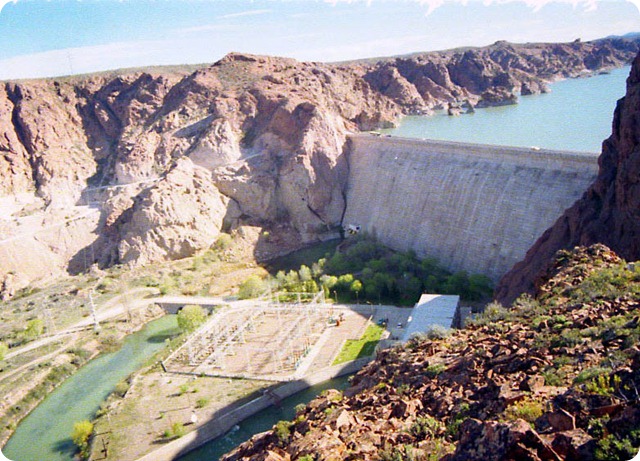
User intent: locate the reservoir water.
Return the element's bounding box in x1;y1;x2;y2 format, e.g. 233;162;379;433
381;66;631;153
3;315;180;461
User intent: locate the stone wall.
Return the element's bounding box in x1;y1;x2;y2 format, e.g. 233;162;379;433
343;134;599;281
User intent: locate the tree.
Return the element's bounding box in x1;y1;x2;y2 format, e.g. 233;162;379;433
0;342;7;361
177;305;207;332
298;265;312;282
71;420;94;458
350;280;363;303
238;275;267;299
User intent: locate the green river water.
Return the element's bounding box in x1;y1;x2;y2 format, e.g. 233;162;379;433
3;315;180;461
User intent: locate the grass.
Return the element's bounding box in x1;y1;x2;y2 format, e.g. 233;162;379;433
332;323;385;365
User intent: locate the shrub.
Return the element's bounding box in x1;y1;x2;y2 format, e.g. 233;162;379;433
196;397;210;408
71;420;94;459
274;420;293;446
410;416;442;439
238;275;268;299
585;374;621;396
595;430;640;461
214;233;233;250
574;367;611;384
504;398;544;423
23;318;44;340
425;325;451;340
177;305;207;332
114;380;130;398
172;422;186;438
425;363;445;378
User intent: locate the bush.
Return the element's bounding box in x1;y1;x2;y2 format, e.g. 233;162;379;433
196;397;210;408
177;305;207;332
504;398;544;423
410;416;442;439
114;380;130;398
238;275;268;299
23;318;44;340
214;233;233;250
172;422;186;438
71;420;94;459
274;420;293;446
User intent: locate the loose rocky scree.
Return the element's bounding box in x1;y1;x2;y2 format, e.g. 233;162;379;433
222;245;640;461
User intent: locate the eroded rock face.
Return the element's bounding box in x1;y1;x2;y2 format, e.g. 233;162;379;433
495;50;640;304
0;37;638;292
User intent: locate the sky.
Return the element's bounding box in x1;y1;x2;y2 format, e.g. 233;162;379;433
0;0;639;80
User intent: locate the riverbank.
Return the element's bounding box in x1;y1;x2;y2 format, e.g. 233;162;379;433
136;358;372;461
89;303;410;460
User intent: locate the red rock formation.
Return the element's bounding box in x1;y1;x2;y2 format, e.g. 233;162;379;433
0;38;638;293
495;50;640;305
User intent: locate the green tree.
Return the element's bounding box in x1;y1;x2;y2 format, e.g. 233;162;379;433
238;275;267;299
177;305;207;332
350;279;363;303
71;420;94;458
299;265;313;282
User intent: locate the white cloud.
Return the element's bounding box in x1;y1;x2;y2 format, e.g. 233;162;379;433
219;9;272;19
0;0;15;13
324;0;639;14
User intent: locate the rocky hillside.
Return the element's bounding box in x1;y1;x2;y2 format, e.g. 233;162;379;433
221;244;640;461
495;48;640;304
1;38;638;296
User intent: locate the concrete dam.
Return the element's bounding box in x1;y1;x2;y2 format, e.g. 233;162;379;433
343;134;599;282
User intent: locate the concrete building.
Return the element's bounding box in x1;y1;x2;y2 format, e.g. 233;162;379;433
402;294;459;342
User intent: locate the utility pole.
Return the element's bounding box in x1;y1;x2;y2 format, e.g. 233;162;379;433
89;289;101;333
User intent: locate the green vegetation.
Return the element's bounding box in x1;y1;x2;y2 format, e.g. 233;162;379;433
409;415;442;439
332;323;385;365
196;397;210;408
274;420;293;446
252;235;493;305
177;305;207;332
0;342;7;361
71;420;94;459
238;275;269;299
504;398;544;424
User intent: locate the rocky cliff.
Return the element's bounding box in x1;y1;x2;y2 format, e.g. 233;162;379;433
495;49;640;304
1;37;638;295
221;245;640;461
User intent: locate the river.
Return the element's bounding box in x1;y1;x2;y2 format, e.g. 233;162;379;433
381;66;631;153
177;376;351;461
3;315;180;461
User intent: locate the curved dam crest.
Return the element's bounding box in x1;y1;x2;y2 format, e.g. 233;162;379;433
343;134;599;282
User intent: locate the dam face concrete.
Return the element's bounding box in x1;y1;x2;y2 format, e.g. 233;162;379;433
343;134;599;282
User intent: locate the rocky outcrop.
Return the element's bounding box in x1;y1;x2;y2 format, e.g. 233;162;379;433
221;245;640;461
495;49;640;304
0;37;639;294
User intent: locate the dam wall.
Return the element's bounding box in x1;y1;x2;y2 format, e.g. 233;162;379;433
343;134;599;282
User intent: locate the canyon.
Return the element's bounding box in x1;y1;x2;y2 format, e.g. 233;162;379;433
1;37;639;297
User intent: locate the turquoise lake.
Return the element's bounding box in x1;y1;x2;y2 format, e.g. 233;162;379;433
381;66;631;153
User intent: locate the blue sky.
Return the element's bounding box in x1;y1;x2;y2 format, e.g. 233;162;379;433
0;0;639;80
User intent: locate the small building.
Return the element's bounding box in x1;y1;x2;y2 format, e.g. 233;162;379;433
401;294;459;342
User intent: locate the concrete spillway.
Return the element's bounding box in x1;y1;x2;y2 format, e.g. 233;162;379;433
343;134;599;282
